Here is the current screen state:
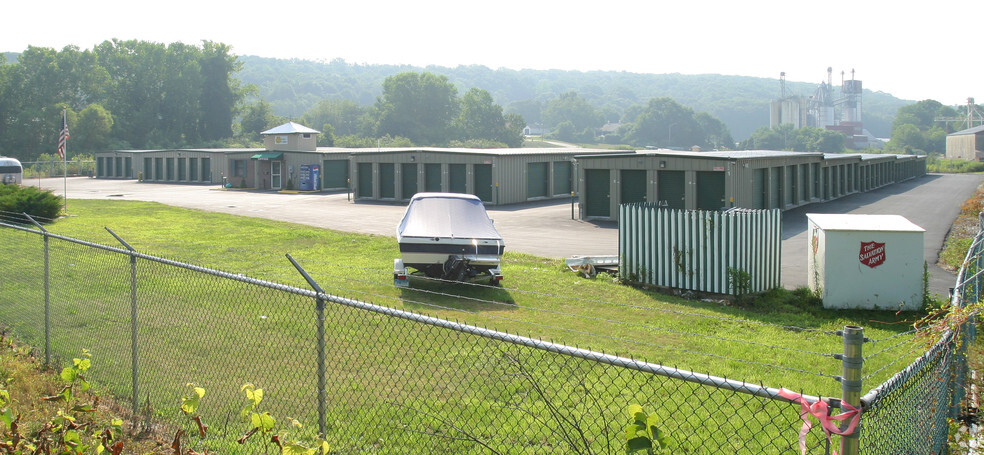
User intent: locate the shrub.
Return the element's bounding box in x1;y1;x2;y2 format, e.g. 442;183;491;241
962;162;984;173
0;185;62;223
941;237;974;271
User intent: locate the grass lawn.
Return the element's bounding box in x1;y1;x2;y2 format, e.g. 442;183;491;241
0;199;928;453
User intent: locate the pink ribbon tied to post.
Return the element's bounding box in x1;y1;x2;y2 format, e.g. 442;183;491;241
778;388;861;455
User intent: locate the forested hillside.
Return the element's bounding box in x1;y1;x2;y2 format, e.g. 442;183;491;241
1;45;914;162
237;55;911;140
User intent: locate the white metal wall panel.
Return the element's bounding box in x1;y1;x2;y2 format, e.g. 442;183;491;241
619;205;781;295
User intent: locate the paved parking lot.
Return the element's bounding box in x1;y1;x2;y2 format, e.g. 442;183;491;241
35;173;982;297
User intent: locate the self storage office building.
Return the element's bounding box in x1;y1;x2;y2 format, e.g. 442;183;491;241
574;150;926;221
347;147;623;205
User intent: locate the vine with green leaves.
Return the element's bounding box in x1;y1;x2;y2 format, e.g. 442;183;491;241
0;349;125;454
623;404;671;454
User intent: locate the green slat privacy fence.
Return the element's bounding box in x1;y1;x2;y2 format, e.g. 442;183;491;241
619;205;782;295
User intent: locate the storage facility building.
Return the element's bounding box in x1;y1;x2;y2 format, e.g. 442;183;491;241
347;147;623;205
95;122;926;217
574;150;925;220
95;121;625;204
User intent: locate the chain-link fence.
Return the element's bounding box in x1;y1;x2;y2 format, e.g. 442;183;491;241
859;212;983;454
0;214;975;454
20;159;95;179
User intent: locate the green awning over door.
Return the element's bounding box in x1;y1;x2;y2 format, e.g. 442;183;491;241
251;152;284;160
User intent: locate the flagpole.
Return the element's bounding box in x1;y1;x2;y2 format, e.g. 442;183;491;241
59;108;69;213
63;141;67;212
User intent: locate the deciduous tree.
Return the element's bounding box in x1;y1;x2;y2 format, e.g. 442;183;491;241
73;104;114;153
542;92;603;134
374;72;459;146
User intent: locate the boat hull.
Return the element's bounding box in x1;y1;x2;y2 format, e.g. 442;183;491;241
398;237;504;268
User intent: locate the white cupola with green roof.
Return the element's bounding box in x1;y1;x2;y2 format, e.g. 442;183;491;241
260;122;320;152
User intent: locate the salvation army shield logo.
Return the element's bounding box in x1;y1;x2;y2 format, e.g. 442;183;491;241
859;241;886;268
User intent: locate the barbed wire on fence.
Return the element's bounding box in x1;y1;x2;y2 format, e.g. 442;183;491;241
862;344;928;382
157;243;854;368
0;210;58;225
312;274;843;382
6;221;907;386
37;223;850;337
146;238;849;339
863;334;920;363
866;328;921;344
317;266;844;360
2;215;975;453
2;220;929;383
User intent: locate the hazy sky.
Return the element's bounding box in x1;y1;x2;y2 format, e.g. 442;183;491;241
3;0;981;106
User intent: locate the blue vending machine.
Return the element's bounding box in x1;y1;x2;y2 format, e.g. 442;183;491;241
299;164;320;191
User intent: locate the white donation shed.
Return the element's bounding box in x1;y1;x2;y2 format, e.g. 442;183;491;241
807;214;925;311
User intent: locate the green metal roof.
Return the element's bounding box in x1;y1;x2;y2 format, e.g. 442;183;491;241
251;152;284;160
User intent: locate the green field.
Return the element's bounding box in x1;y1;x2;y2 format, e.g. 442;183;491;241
0;200;926;453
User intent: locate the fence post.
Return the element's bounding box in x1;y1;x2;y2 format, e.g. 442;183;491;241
24;214;52;366
950;324;969;420
950;234;984;421
106;228;140;416
839;326;864;455
286;254;328;445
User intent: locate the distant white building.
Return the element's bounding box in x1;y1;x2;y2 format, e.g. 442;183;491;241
523;124;548;136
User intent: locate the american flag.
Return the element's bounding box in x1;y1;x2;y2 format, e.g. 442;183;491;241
57;109;70;160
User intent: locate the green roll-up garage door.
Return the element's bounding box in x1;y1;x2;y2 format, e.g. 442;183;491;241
474;164;492;202
620;169;647;204
800;164;808;202
553;161;571;195
786;166;795;205
380;163;395;199
584;169;610;218
449;163;466;193
527;162;548;199
823;167;830;199
322;160;349;189
754;168;766;209
657;170;685;209
769;167;781;208
401;163;417;200
425;163;442;192
696;171;725;210
357;163;372;198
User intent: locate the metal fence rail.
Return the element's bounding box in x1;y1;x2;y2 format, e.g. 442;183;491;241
0;213;975;454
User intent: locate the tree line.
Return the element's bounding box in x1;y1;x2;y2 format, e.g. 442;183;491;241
0;42;531;159
0;40;241;161
737;124;847;154
883;99;981;155
6;41;948;162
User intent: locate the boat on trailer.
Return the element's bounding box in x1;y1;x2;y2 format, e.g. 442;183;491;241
394;193;504;286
